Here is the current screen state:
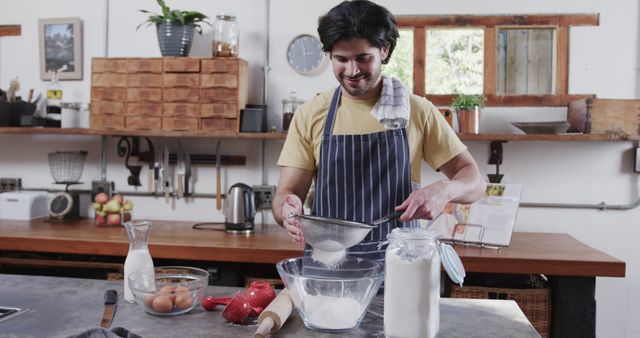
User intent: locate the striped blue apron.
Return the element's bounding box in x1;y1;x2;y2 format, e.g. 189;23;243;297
305;87;416;265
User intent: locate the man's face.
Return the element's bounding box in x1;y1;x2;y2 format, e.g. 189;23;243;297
330;38;389;100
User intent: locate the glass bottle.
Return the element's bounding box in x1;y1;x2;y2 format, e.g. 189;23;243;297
46;70;62;116
212;14;239;57
383;228;464;338
123;220;155;303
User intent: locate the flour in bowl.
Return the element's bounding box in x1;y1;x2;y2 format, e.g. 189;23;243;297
303;294;362;330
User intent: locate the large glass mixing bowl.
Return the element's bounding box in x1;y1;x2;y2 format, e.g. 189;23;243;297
276;257;384;332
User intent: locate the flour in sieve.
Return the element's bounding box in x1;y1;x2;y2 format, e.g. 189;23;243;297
304;294;362;329
311;246;346;268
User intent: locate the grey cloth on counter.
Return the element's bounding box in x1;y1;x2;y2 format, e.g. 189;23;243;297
66;327;143;338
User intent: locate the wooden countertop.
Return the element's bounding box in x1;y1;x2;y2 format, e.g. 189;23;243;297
0;218;303;264
0;218;625;277
452;232;625;277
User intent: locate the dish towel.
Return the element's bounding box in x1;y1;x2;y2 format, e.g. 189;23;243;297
371;76;410;129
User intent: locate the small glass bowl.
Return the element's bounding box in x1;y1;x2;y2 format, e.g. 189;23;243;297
128;266;209;316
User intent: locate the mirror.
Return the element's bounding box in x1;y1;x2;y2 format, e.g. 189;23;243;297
497;28;556;95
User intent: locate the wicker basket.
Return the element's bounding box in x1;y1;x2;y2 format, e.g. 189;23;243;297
449;283;551;338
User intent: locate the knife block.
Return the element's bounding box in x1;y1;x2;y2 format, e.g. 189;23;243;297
0;101;36;127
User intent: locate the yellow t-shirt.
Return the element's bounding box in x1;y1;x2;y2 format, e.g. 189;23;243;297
277;88;466;184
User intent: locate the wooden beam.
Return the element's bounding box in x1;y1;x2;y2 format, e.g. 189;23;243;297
484;27;497;95
556;26;569;95
426;94;595;107
397;14;599;28
0;25;21;37
413;27;426;96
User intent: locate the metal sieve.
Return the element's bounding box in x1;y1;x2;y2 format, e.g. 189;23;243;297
290;212;402;252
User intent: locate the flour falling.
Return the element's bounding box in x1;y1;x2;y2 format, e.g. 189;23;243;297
310;239;347;268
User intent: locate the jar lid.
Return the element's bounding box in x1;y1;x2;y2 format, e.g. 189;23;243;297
387;227;439;241
438;242;466;286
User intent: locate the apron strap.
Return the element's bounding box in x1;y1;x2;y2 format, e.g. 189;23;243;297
322;86;342;137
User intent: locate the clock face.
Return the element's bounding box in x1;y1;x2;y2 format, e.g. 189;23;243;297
287;34;327;75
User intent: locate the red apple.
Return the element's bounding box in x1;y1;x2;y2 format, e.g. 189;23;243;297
94;192;109;204
95;214;106;225
111;194;125;205
123;212;132;222
106;213;121;226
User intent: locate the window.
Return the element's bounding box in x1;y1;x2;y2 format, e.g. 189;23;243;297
387;14;598;107
426;28;484;95
383;29;414;91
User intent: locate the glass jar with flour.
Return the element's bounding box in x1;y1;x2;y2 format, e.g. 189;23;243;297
383;228;465;338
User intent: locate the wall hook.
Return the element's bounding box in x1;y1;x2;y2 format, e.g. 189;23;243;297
117;137;143;187
488;141;507;183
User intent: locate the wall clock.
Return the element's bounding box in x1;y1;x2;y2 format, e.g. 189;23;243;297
287;34;327;75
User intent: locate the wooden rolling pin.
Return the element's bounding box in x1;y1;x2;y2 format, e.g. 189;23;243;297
254;289;293;338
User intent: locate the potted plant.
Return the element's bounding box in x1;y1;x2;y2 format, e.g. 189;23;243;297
138;0;209;57
451;94;485;134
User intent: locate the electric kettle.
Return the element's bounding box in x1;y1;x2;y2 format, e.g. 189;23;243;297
224;183;257;232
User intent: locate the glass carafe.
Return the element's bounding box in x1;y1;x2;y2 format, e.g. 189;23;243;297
123;220;155;303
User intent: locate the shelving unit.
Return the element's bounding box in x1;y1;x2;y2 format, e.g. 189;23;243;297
0;127;634;141
0;127;286;140
0;25;21;37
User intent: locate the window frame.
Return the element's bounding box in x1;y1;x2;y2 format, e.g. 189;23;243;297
396;14;599;107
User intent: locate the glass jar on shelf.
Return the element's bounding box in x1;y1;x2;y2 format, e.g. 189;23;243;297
282;91;304;132
212;14;239;57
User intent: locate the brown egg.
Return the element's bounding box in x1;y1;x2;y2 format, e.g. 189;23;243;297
143;293;156;307
152;295;174;313
175;286;190;296
159;286;177;303
175;292;194;309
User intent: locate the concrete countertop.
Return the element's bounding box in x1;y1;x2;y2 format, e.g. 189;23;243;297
0;274;540;338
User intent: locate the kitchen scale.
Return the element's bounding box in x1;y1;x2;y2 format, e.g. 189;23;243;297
47;151;87;222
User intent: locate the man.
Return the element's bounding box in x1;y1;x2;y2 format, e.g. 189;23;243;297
272;0;485;262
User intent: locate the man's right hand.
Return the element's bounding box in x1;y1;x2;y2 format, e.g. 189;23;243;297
282;194;304;245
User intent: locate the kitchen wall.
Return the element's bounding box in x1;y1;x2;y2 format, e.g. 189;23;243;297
0;0;638;336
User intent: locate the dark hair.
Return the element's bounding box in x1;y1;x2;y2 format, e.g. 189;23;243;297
317;0;399;64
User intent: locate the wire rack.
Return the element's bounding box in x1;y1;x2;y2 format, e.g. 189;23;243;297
48;151;88;184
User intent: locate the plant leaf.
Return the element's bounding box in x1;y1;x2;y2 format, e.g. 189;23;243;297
157;0;170;17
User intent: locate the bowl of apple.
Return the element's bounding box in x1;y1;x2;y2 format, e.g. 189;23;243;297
93;193;133;226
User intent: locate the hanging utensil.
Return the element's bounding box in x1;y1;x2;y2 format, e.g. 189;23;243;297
154;142;163;195
163;145;171;203
215;139;222;210
184;150;192;197
176;141;185;199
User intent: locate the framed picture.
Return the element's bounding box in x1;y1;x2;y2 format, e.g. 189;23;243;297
38;17;83;80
